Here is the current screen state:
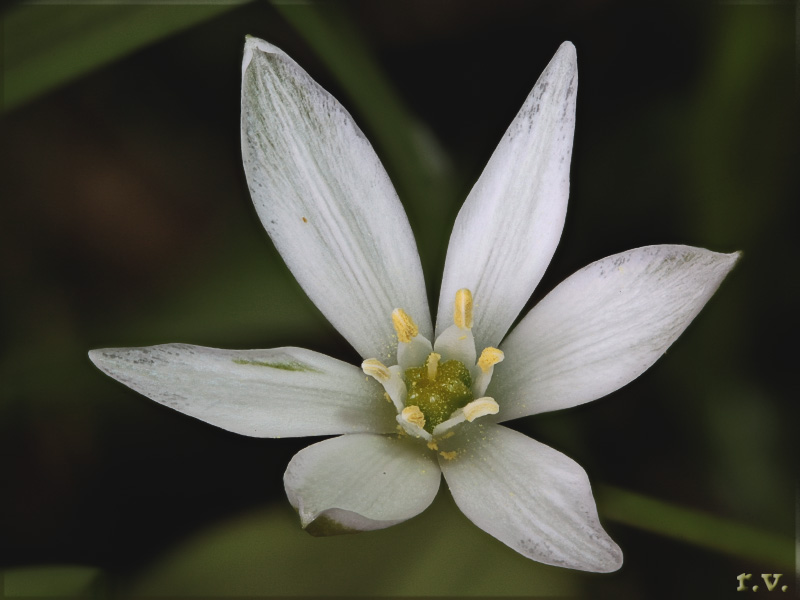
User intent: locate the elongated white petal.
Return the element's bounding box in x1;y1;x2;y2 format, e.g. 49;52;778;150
284;433;440;535
493;245;740;420
241;37;431;361
437;42;577;350
439;423;621;572
89;344;396;437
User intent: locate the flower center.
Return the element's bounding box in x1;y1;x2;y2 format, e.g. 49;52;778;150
405;354;473;433
361;288;505;443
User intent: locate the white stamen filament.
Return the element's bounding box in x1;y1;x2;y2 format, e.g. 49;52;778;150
432;396;499;436
432;409;466;436
473;347;504;397
362;359;406;412
397;406;432;441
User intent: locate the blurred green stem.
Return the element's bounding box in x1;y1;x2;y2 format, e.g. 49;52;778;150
273;1;454;203
597;485;794;568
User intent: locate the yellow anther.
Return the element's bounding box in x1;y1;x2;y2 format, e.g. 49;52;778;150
392;308;418;343
361;358;390;382
427;440;439;451
402;405;426;429
426;352;441;381
440;450;458;461
478;347;505;373
454;289;473;329
463;397;500;422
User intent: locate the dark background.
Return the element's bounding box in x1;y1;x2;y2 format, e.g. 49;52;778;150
1;1;796;598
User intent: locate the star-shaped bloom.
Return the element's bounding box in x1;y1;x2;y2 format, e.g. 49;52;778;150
89;37;739;572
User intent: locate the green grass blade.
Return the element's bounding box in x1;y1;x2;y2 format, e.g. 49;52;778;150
598;485;794;568
2;3;246;112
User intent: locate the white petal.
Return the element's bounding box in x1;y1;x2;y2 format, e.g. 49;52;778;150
284;433;440;534
493;245;740;420
437;42;577;349
241;37;431;361
89;344;396;437
439;423;621;572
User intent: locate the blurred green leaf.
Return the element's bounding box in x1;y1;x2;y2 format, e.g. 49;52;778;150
128;493;577;597
682;6;790;248
597;485;794;569
2;3;247;112
2;565;104;598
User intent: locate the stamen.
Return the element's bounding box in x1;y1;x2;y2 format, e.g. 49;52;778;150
392;308;419;343
463;397;500;422
397;405;432;440
473;347;504;397
432;408;466;436
454;289;473;330
426;352;441;381
361;358;390;382
478;347;504;373
363;359;407;412
402;405;426;429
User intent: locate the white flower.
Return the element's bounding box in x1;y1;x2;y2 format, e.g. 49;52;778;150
89;37;739;573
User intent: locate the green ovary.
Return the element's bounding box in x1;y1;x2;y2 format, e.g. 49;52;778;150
405;359;473;432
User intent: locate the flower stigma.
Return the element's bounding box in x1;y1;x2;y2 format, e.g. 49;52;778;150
406;353;473;432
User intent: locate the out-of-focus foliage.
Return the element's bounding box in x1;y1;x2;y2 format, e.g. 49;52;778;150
2;565;104;598
129;494;577;597
596;486;793;569
2;3;247;112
